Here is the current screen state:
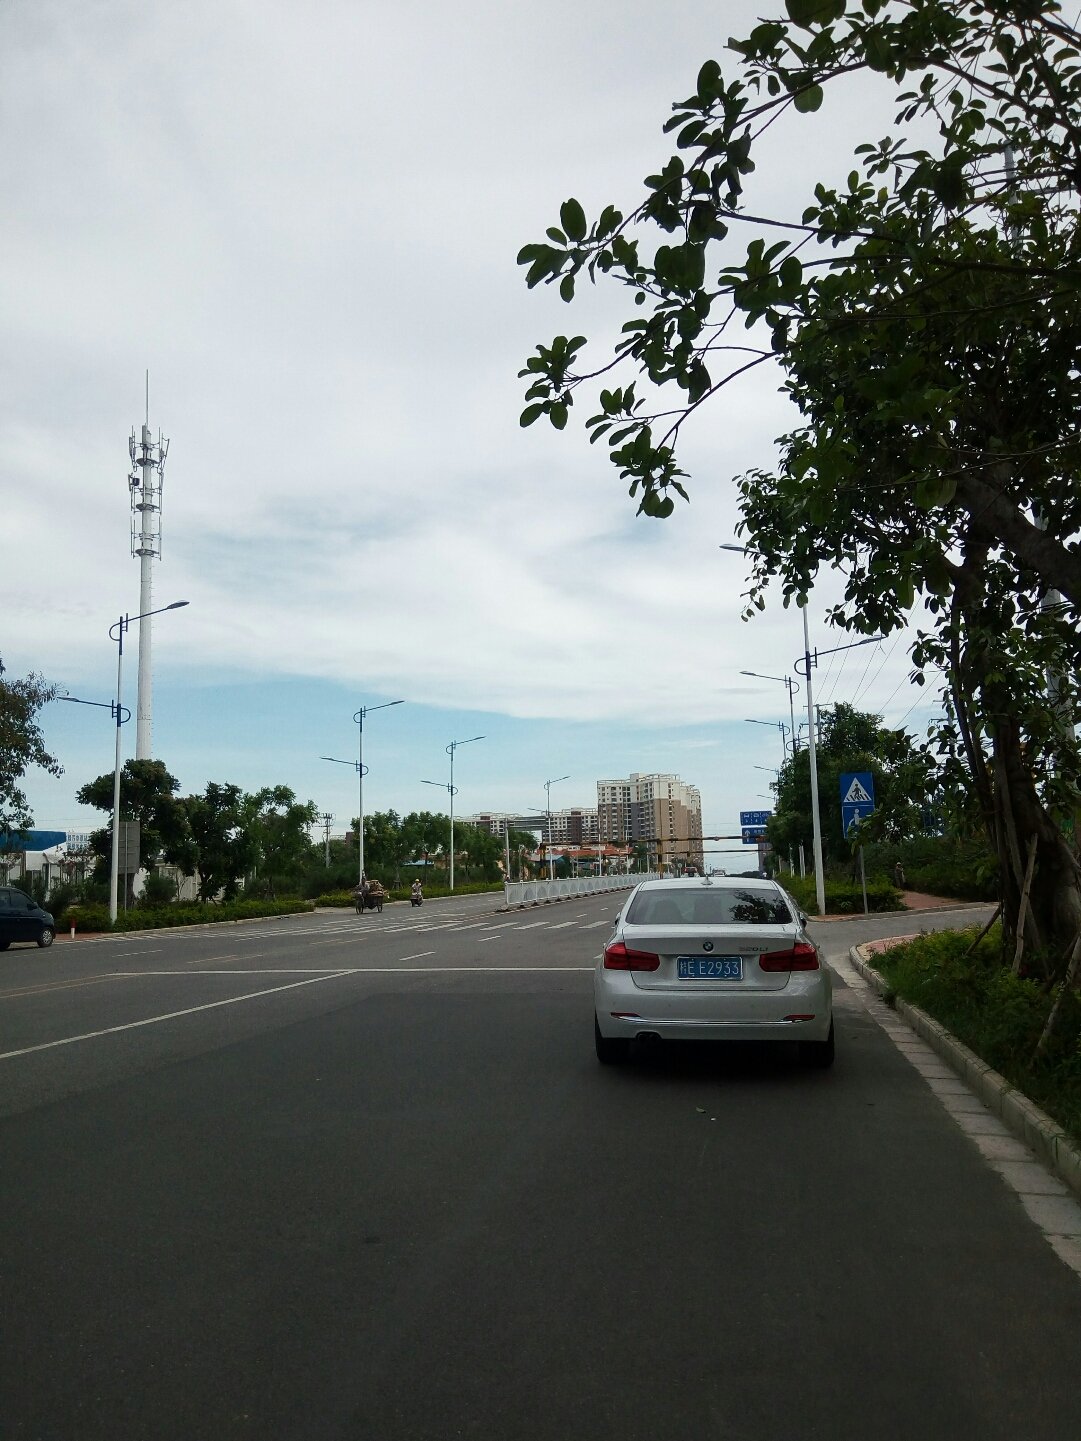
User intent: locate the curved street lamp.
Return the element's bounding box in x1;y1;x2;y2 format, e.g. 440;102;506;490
543;775;569;882
741;668;801;753
422;735;484;891
321;699;404;888
103;600;189;923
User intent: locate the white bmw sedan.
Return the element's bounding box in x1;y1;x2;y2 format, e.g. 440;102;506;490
594;876;833;1067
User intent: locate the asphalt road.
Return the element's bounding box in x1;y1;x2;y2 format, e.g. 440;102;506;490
2;892;1080;1440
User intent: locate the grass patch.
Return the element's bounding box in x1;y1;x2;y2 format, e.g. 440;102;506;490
874;924;1081;1151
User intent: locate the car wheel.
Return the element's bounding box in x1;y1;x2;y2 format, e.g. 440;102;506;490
799;1018;835;1069
594;1015;630;1065
37;927;56;949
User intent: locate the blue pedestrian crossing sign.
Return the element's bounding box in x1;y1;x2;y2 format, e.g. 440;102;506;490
840;772;876;836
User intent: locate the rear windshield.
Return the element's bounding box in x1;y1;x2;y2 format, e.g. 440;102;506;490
627;888;792;926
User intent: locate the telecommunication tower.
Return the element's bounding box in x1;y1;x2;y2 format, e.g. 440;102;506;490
129;387;169;760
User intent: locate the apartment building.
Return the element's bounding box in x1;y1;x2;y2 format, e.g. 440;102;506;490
596;772;703;871
468;810;600;845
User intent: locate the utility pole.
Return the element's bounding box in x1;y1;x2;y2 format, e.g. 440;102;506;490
320;812;334;868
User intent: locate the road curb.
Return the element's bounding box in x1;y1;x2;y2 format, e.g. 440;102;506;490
850;944;1081;1204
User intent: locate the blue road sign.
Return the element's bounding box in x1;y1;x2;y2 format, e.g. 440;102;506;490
741;826;768;845
840;771;876;836
739;810;772;827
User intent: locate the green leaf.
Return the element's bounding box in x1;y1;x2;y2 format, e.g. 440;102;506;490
560;198;587;242
559;274;576;302
549;402;569;430
793;83;824;113
696;60;722;101
786;0;842;27
519;404;544;428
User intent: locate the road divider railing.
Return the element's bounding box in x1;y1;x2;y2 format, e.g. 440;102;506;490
503;872;652;907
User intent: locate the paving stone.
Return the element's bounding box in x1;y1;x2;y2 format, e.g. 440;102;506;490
969;1133;1033;1162
939;1093;993;1114
990;1160;1068;1195
954;1111;1012;1136
924;1077;971;1096
1019;1192;1081;1235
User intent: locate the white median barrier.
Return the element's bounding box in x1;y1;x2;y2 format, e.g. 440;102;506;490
503;872;652;908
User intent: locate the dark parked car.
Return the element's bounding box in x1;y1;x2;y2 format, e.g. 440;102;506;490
0;887;56;949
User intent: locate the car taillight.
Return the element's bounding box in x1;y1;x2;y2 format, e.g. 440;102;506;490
603;941;661;971
759;942;819;972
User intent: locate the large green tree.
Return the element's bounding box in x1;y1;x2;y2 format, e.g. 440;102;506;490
184;782;256;902
76;759;195;878
517;1;1081;972
242;786;318;896
0;658;61;836
768;702;939;865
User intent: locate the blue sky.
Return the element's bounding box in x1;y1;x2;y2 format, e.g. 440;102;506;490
2;1;942;850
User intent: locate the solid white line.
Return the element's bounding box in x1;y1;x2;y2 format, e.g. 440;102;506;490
0;971;354;1062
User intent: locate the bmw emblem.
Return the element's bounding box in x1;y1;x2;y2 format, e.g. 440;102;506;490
702;940;714;952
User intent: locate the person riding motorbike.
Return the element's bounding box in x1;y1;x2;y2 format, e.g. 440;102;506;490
410;880;423;907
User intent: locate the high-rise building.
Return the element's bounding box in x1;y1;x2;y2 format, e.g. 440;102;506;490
597;772;703;871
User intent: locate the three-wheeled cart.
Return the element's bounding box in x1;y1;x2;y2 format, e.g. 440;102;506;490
354;881;386;914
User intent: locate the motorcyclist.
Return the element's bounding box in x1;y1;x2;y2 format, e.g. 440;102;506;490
410;879;423;906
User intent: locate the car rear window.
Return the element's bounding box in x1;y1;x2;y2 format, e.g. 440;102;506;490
627;888;792;926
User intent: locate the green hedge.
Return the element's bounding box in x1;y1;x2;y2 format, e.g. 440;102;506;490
783;873;903;915
314;881;504;908
66;898;314;933
863;836;998;901
874;925;1081;1150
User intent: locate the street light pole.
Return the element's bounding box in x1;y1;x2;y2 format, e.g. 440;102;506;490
544;775;569;882
423;735;484;891
105;600;188;923
741;669;801;754
800;607;826;916
355;700;404;885
745;717;789;770
795;622;884;916
322;699;404;888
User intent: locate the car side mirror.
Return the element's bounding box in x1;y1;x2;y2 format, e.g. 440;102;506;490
799;912;808;926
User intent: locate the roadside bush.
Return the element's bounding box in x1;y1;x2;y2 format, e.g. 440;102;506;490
783;873;902;915
66;898;314;932
139;870;178;907
863;836;998;901
874;925;1081;1150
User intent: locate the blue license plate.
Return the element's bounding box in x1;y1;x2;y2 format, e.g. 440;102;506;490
677;956;743;980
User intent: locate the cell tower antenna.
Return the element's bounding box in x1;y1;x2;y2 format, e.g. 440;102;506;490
128;384;169;759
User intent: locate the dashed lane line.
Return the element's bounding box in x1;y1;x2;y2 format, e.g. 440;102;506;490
0;971;355;1061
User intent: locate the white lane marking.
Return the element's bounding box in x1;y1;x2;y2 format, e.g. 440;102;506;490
479;935;502;943
398;952;436;962
0;972;354;1061
514;922;549;930
583;920;611;928
111;948;163;957
549;922;579;930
